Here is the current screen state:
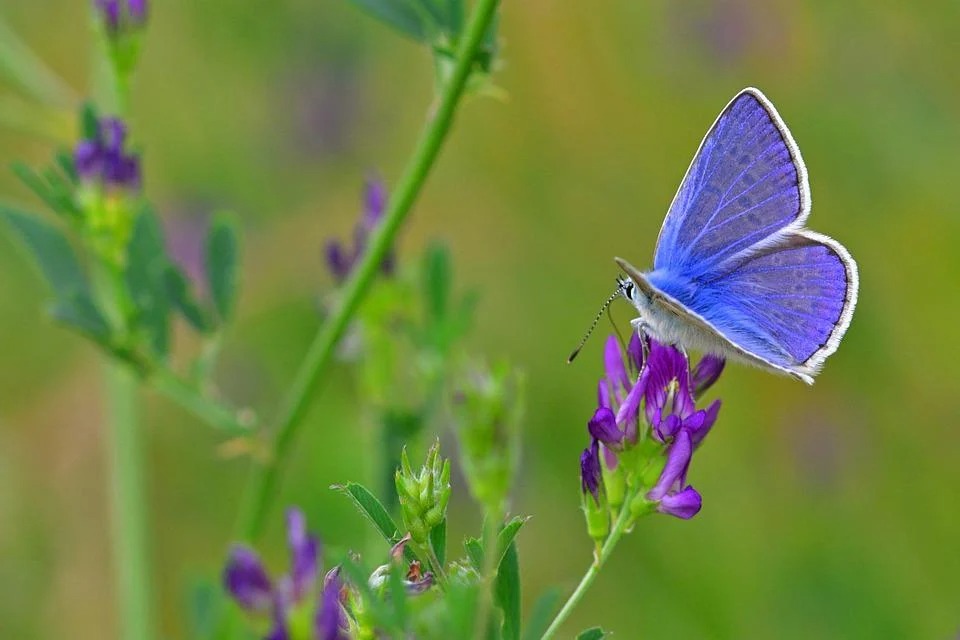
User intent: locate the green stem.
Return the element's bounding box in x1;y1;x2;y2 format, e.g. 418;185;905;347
540;504;635;640
234;0;501;541
0;16;77;106
148;366;255;433
473;512;503;639
106;363;155;640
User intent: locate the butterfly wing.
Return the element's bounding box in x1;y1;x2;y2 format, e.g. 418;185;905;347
640;232;858;382
654;88;810;276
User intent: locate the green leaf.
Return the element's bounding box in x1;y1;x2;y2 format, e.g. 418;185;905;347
423;242;450;323
430;517;447;567
184;579;222;640
125;207;172;357
79;102;99;139
49;290;112;345
576;628;607;640
520;588;561;640
332;482;406;546
347;0;433;42
387;558;409;631
204;213;240;323
163;265;212;333
464;536;484;571
495;516;528;571
495;539;521;640
10;162;78;219
55;149;77;184
444;578;479;638
0;205;88;295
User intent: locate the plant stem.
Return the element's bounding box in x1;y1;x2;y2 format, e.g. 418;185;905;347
106;363;155;640
149;366;255;433
473;511;503;639
540;504;635;640
0;16;77;106
234;0;502;542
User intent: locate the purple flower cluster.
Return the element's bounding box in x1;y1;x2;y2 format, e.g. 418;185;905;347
74;117;142;192
94;0;148;36
223;508;348;640
579;334;724;519
324;178;394;283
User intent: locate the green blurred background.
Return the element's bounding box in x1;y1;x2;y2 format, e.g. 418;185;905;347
2;1;959;638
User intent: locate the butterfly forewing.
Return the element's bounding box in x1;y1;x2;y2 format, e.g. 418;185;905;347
654;89;808;277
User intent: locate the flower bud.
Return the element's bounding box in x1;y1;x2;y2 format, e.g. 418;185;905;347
395;441;451;545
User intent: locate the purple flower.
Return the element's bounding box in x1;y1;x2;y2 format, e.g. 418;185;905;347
94;0;147;35
223;507;329;640
579;440;602;503
324;177;394;283
127;0;148;25
642;340;721;445
597;334;647;445
315;572;348;640
577;333;724;525
692;354;725;397
647;429;702;519
73;116;142;192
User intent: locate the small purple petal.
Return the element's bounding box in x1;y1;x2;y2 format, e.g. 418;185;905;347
648;429;692;501
656;413;681;442
603;335;629;396
692;354;725;397
626;331;645;373
286;508;319;601
127;0;148;24
690;399;721;448
363;178;387;227
405;571;435;595
587;407;621;447
324;240;352;281
597;379;611;410
579;440;602;502
74;141;102;181
100;118;127;153
315;574;347;640
601;443;619;470
223;545;273;613
615;373;644;440
657;486;702;519
95;0;121;33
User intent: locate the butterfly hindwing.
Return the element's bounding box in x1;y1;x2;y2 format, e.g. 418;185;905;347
646;232;858;379
654;88;809;277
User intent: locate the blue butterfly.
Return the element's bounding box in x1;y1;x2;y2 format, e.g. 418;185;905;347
616;88;858;384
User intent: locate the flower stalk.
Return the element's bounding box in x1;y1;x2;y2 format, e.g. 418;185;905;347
235;0;503;542
539;488;636;640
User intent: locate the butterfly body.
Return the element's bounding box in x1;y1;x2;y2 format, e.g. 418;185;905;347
618;88;858;384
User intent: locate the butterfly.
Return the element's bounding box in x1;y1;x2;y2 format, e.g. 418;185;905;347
615;87;858;384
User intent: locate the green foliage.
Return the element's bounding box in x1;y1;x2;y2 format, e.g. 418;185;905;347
0;205;89;296
494;540;521;640
49;290;112;346
125;206;173;357
396;441;451;545
576;627;607;640
204;213;240;323
333;482;407;547
452;361;524;513
11;162;79;219
347;0;434;42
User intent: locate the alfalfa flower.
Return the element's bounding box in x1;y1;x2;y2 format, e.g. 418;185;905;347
324;177;394;283
223;508;348;639
578;333;724;531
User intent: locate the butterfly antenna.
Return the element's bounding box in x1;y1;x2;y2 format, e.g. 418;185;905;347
567;280;629;363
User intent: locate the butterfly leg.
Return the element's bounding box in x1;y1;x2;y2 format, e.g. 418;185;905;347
630;317;652;361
